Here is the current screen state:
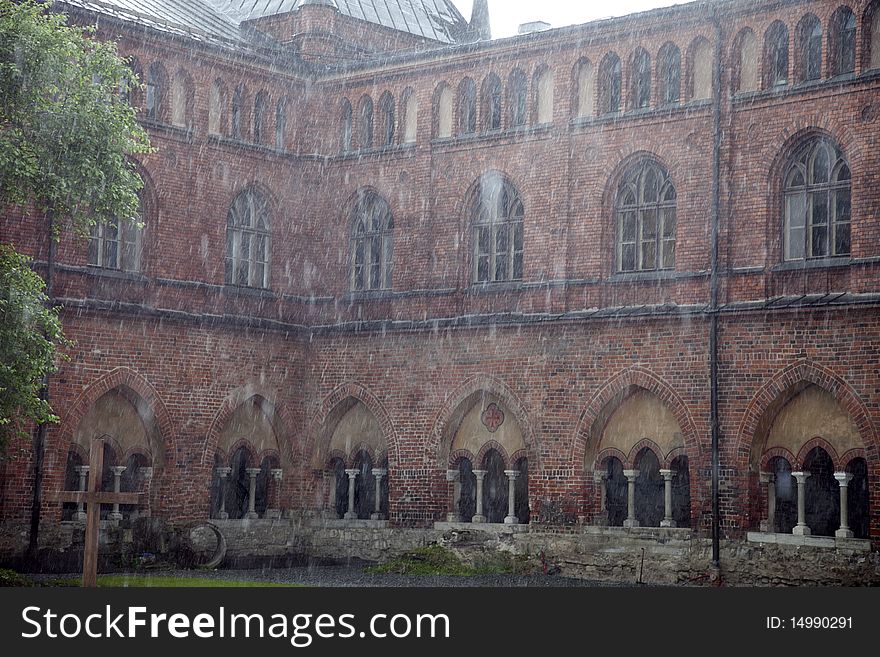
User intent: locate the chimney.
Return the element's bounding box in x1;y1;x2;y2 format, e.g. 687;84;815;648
467;0;491;42
518;21;551;35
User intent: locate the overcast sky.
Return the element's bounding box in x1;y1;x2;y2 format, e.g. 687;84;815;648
450;0;690;38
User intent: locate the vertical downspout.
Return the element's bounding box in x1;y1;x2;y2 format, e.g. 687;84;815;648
709;7;723;570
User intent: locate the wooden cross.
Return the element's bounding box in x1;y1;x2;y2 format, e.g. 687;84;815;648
50;437;143;587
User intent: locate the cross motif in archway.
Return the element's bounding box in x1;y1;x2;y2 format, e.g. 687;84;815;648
49;437;143;587
481;403;505;432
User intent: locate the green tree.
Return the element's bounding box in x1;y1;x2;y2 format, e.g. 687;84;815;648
0;245;68;450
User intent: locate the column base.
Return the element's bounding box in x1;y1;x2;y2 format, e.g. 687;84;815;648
265;509;282;520
660;519;676;528
343;511;358;520
835;527;854;538
623;518;639;528
446;513;461;523
792;524;811;536
245;511;259;520
504;516;519;525
370;513;386;521
216;511;229;520
471;515;486;524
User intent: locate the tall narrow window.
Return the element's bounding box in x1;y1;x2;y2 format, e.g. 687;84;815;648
275;99;287;150
573;58;594;118
458;78;477;135
209;80;227;136
616;160;676;272
481;74;502;131
535;67;554;124
472;172;524;283
783;138;851;261
599;53;622;114
350;191;393;291
869;1;880;70
226;188;270;288
402;88;417;143
658;43;681;105
830;7;856;76
765;21;790;87
734;28;759;93
435;83;453;138
341;99;353;152
253;91;268;144
359;95;373;149
630;48;651;109
796;15;822;82
145;62;167;121
231;85;244;139
378;92;395;146
508;69;528;127
89;197;144;272
688;38;712;100
170;69;193;129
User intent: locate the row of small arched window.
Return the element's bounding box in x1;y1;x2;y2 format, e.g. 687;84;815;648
87;134;853;289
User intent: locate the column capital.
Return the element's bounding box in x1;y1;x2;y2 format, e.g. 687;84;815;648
215;466;232;477
623;469;640;480
371;468;388;478
759;471;775;484
270;468;284;481
659;468;674;480
109;465;127;476
472;469;487;480
503;469;519;479
834;472;853;486
446;469;460;482
245;468;262;477
344;468;360;478
76;465;90;475
791;471;811;483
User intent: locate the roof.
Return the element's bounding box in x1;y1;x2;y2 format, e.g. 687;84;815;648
203;0;469;44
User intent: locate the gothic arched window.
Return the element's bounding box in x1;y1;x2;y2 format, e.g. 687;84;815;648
253;91;268;144
658;43;681;105
481;74;503;131
783;137;851;260
378;91;395;146
89;195;144;272
599;52;622;114
829;6;857;76
358;95;373;149
226;188;270;288
508;68;528;127
796;14;822;82
472;173;524;283
765;21;790;87
351;191;394;291
145;62;167;121
458;78;477;135
867;1;880;70
616;160;676;272
630;48;651;109
341;98;353;152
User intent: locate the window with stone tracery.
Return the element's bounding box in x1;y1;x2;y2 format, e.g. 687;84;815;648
351;191;393;291
226;188;270;288
615;160;676;272
471;173;524;284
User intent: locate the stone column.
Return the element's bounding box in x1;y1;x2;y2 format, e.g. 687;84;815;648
108;466;127;525
660;469;675;527
792;471;811;536
446;470;461;522
265;469;284;520
759;472;775;532
344;469;359;520
503;470;519;524
834;472;854;538
371;468;387;520
593;472;608;526
472;470;487;523
75;465;89;523
245;468;261;519
623;469;640;528
215;467;231;519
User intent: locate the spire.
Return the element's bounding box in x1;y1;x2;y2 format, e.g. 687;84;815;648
467;0;491;41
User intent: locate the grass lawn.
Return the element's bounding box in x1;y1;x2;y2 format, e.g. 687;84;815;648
52;575;300;588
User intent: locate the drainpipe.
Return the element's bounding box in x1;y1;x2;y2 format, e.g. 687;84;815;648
708;6;723;571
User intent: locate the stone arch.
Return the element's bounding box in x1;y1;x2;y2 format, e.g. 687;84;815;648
796;437;842;471
476;440;511;469
759;447;798;472
626;439;664;469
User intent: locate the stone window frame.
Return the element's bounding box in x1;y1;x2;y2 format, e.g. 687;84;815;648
795;13;823;83
829;6;857;77
615;159;677;273
350;190;394;292
225;187;271;289
88;194;145;273
657;42;681;106
471;173;525;284
764;20;790;88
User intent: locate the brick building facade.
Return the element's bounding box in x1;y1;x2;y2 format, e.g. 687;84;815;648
2;0;879;579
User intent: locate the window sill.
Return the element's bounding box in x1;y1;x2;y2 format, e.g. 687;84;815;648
732;72;865;104
772;257;852;272
141;119;194;141
572;100;712;128
431;124;553;148
609;269;706;283
467;281;524;294
207;134;287;156
70;264;148;283
337;143;416;159
345;289;394;302
222;284;276;299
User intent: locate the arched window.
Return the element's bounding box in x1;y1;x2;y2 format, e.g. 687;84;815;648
358;95;374;149
846;458;870;539
603;457;627;527
120;452;150;519
434;84;453;138
616;160;676;272
458;78;477;135
226;445;252;520
378;91;395;146
471;172;524;283
796;15;822;83
829;6;856;76
341;98;352;152
733;28;759;93
253;91;269;144
687;37;712;100
457;458;476;522
534;66;554;124
275;98;287;150
481;74;502;131
121;57;142;107
208;79;227;136
254;454;279;517
61;448;84;521
89;194;144;272
634;449;663;527
231;84;245;139
226;188;270;288
353;450;375;520
350;191;394;291
514;456;530;524
783;137;850;260
330;458;347;518
866;1;880;70
658;43;681;105
764;21;790;87
670;455;691;527
599;52;622;114
630;48;651;109
481;449;507;523
508;68;528;127
572;58;595;118
145;62;167;121
401;88;417;143
804;447;839;536
170;69;194;129
770;456;798;533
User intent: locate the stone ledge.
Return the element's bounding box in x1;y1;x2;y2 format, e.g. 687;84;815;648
310;519;389;529
433;522;529;534
746;531;870;552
